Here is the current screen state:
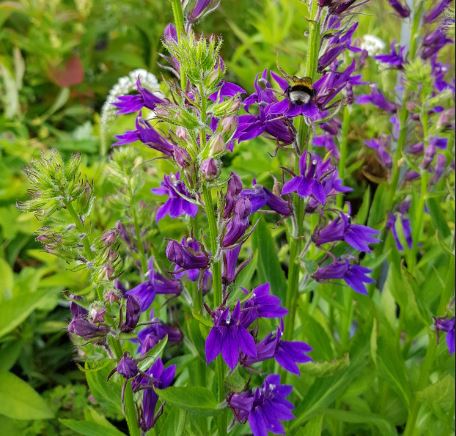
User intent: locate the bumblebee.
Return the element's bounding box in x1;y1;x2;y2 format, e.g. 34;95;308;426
278;67;315;105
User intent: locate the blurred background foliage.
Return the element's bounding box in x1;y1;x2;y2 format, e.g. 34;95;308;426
0;0;454;435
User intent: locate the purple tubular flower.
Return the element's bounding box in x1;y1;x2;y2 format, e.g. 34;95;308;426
388;0;410;18
205;302;257;370
152;173;198;221
222;245;242;285
222;197;252;247
313;259;374;294
228;374;294;436
244;323;312;375
365;137;392;168
241;185;291;216
134;358;176;431
68;297;109;339
282;152;350;205
209;81;246;102
127;261;182;312
114;115;175;156
313;213;380;252
240;283;288;327
120;295;141;333
224;172;243;218
187;0;220;23
374;43;407;69
421;29;452;60
313;134;339;159
163;23;178;43
356;85;397;113
435;317;455;354
424;0;451;23
113;79;166;115
137;317;183;355
387;212;412;251
166;238;209;270
117;353;139;379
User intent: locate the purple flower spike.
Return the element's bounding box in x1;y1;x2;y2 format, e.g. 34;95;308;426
127;260;182;312
228;374;294;436
424;0;452;23
114;79;166;115
205;302;257;370
117;353;139;379
374;43;407;69
313;259;374;294
435;317;455;354
166;238;209;271
388;0;411;18
152;173;198;221
313;213;380;252
134;358;176;431
356;85;397;113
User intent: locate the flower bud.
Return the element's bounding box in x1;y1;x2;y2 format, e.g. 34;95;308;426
220;116;238;136
208;133;226;155
120;295;141;333
105;290;120;304
201;158;220;180
117;353;139;379
89;305;106;323
173;146;191;168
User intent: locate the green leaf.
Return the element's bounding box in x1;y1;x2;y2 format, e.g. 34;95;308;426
60;419;125;436
300;353;350;377
417;375;455;415
157;386;220;416
252;218;287;300
0;258;13;300
85;362;122;417
124;382;140;436
324;409;396;436
0;341;22;372
138;336;168;372
0;372;54;420
0;288;55;338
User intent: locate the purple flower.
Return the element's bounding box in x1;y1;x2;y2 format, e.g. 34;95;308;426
222;245;242;285
424;0;452;23
313;259;374;294
68;297;109;339
187;0;220;23
166;238;209;270
374;43;407;69
205;302;257;370
313;213;380;252
163;23;178;43
117;353;139;379
209;81;246;102
356;85;397;113
421;29;452;60
244;322;312;375
241;185;292;216
282;152;349;205
431;56;454;93
313;134;339;159
137;316;183;355
386;212;412;251
120;295;141;333
240;283;288;328
387;0;410;18
228;374;294;436
222;197;252;247
365;136;392;168
133;358;176;431
435;317;455;354
114;115;175;156
126;260;182;312
152;173;198;221
113;78;166;115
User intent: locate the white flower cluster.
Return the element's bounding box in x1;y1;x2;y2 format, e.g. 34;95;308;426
360;34;386;56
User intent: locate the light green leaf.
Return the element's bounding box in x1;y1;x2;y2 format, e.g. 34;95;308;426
0;372;53;420
60;419;125;436
0;288;55;338
0;258;13;300
157;386;220;416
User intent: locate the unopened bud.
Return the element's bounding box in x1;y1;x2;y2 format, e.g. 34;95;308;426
173;146;191;168
209;133;226;155
221;116;238;136
201;158;220;180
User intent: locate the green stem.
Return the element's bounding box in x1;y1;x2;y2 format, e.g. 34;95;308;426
131;198;148;276
65;201;92;260
337;105;351;208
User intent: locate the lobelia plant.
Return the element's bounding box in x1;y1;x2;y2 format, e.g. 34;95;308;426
19;0;454;435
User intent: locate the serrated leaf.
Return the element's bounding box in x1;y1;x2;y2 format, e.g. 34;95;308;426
0;372;54;420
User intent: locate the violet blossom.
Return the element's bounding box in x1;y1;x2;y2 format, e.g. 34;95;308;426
435;317;455;354
374;42;407;70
